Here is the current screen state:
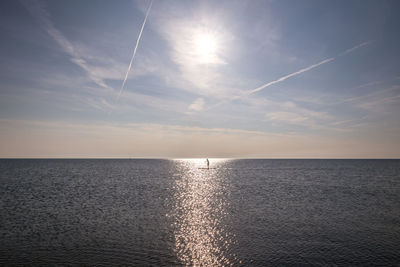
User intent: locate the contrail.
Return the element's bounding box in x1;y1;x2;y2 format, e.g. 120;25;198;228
247;41;371;96
249;58;334;95
340;41;371;55
117;0;153;100
204;41;371;112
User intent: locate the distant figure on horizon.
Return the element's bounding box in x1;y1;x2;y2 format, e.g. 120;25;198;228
206;158;210;169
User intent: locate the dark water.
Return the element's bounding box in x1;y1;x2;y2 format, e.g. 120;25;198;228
1;159;399;266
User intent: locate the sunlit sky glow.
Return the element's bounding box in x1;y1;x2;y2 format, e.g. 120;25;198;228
194;32;219;64
0;0;399;158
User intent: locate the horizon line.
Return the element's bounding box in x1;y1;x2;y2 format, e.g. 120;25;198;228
1;157;399;160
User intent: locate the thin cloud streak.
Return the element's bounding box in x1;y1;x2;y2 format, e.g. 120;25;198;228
20;0;112;90
340;41;371;55
249;58;334;94
206;41;371;112
248;41;371;96
117;0;153;100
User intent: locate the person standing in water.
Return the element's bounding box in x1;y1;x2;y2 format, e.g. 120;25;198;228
206;158;210;169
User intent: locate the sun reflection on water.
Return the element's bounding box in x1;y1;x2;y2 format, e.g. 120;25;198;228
171;159;238;266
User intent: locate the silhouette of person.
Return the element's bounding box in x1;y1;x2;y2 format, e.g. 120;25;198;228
206;158;210;169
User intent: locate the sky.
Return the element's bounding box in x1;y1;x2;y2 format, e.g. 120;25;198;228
0;0;399;158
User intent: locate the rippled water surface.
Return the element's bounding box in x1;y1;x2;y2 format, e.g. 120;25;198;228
1;159;400;266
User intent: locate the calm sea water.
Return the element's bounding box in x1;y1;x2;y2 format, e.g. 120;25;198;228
1;159;399;266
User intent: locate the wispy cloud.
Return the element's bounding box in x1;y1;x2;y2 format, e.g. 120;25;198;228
207;41;372;112
117;90;188;114
281;101;332;120
356;90;400;112
339;84;400;106
264;109;346;132
117;0;153;99
20;0;115;91
151;6;240;99
188;98;205;112
266;111;308;124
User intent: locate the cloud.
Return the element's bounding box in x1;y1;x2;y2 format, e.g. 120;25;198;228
264;111;332;131
149;5;241;99
281;101;332;120
117;90;188;114
20;0;114;90
188;98;205;111
357;93;400;112
266;111;308;124
342;85;400;104
208;41;372;113
160;18;227;67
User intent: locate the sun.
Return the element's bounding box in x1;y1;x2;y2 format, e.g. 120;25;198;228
193;32;219;64
195;34;217;56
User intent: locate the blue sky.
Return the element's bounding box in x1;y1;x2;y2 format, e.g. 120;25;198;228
0;0;399;158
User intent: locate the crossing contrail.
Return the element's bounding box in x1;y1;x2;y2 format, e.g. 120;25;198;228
117;0;153;100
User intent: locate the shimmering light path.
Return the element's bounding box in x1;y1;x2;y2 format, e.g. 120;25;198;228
171;159;239;266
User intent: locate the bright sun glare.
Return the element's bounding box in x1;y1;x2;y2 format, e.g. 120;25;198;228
194;33;218;63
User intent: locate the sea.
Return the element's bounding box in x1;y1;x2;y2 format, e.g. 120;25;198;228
1;159;399;266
